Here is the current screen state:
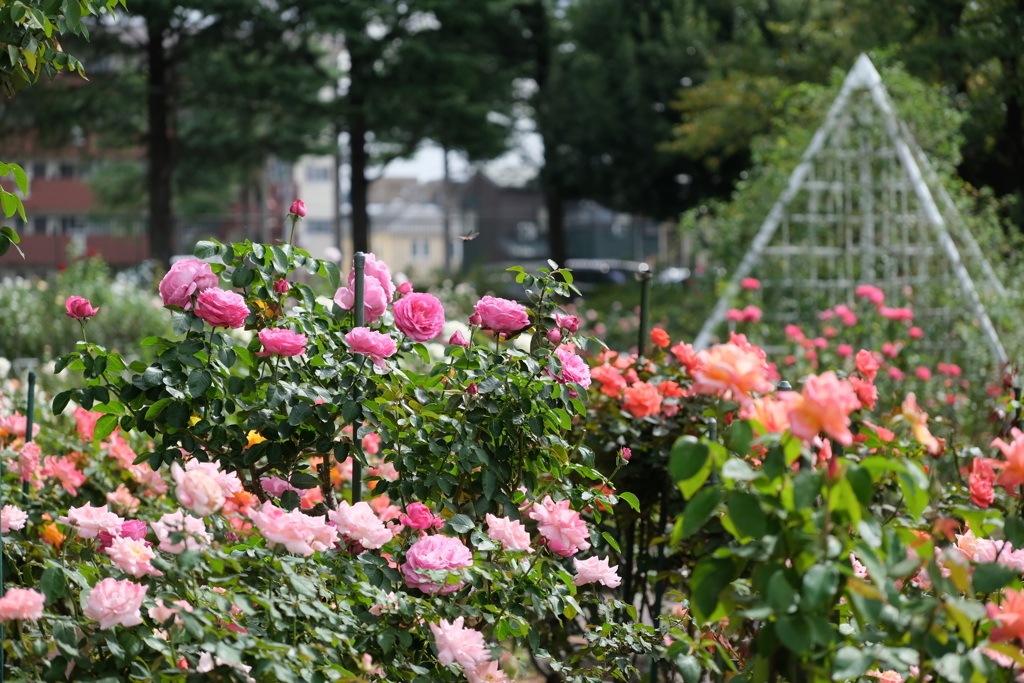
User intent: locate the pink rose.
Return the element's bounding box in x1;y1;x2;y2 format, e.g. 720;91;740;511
527;496;591;557
249;501;338;556
195;288;249;329
546;329;562;344
273;279;290;294
855;285;885;306
549;345;591;389
430;617;490;670
65;295;99;319
83;578;147;629
0;588;45;622
59;502;125;539
348;253;395;303
329;501;394;549
2;412;39;439
740;277;760;290
184;460;242;497
469;313;482;325
620;447;632;463
400;503;443;531
98;519;150;549
261;476;299;498
148;599;193;626
344;327;397;369
856;349;879;381
473;296;529;334
289;199;307;217
170;463;225;517
485;514;532;552
915;366;932;381
151;510;211;554
837;344;853;358
15;442;40;484
1;505;28;533
397;281;413;295
256;328;307;357
449;330;470;347
105;536;162;578
393;292;446;341
555;314;580;334
334;275;389;323
402;535;474;594
572;556;622;588
159;259;218;310
74;406;101;441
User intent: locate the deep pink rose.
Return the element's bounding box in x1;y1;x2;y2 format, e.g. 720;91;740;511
449;330;469;347
549;345;591;389
348;253;395;303
397;281;413;295
393;293;446;341
473;296;529;334
402;535;473;594
159;259;218;310
468;313;482;325
273;279;290;294
65;296;99;319
195;288;249;329
546;329;562;344
289;199;307;217
344;327;397;368
620;447;632;462
399;503;443;530
256;328;307;357
334;276;388;323
555;314;580;333
98;519;150;550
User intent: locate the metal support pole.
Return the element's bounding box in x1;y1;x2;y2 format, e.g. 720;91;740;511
637;268;652;361
23;371;35;499
351;253;365;504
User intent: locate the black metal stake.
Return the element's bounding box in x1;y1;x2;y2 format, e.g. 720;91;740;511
637;268;652;361
351;252;365;504
23;371;35;500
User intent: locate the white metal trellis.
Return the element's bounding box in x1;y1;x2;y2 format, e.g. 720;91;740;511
693;54;1007;366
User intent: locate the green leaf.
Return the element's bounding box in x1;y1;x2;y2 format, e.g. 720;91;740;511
731;420;753;456
618;491;639;512
145;398;173;420
133;366;164;390
52;389;74;415
775;615;812;654
321;260;341;288
92;414;119;444
92;401;126;415
448;514;475;534
271;246;289;274
601;531;621;553
172;311;192;336
766;571;796;613
194;240;219;259
721;458;758;481
290;472;319;489
342;401;362;423
690;557;735;622
231;264;255;287
793;470;822;510
188;369;212;398
11;163;28;194
681;487;723;538
40;566;66;604
973;562;1018;594
802;564;840;610
726;491;765;538
288;403;314;426
832;645;872;680
669;436;709;482
1006;516;1024;550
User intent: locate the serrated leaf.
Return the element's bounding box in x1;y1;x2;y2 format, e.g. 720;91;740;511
448;514;475;534
92;414;119;444
290;472;319;489
40;566;66;604
133;366;163;390
188;369;212;398
288;403;314;426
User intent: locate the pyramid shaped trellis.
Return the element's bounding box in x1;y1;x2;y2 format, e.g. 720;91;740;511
694;54;1007;366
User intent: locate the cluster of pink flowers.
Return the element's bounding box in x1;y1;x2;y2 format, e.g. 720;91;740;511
430;617;508;683
527;496;591;557
485;514;532;552
159;259;218;311
248;501;339;556
151;509;212;553
344;327;398;368
256;328;307;357
726;305;762;323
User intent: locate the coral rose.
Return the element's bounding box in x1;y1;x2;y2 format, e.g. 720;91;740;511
393;292;446;341
970;458;997;508
692;342;773;407
84;578;147;629
344;327;397;369
65;295;99;319
650;328;670;348
855;349;879;381
159;259;218;310
195;288;249;329
849;376;877;411
473;295;529;334
0;588;45;622
987;589;1024;643
591;364;626;397
256;328;307;357
622;381;662;419
402;535;474;594
787;372;860;446
988;428;1024;493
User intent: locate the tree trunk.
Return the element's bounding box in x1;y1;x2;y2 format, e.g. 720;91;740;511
546;188;566;267
147;13;174;267
442;145;452;275
350;117;369;256
333;122;344;261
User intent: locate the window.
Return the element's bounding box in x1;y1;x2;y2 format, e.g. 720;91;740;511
306;166;330;182
32;162;47;179
61;216;80;233
411;239;430;258
60;163;75;179
33;216;48;234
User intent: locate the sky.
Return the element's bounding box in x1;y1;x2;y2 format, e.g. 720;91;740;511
375;131;543;187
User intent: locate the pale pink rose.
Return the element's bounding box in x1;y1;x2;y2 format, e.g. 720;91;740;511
171;463;225;516
466;660;511;683
129;462;168;495
334;275;389;323
485;514;532;552
148;599;193;626
850;553;868;579
184;460;242;497
400;502;443;531
403;535;474;594
196;653;256;682
59;502;125;539
548;345;591;390
555;313;580;333
867;670;904;683
344;327;397;369
348;253;395;303
329;501;394;549
0;505;28;533
0;588;45;621
84;578;147;629
65;295;99;319
393;292;446;341
528;496;591;557
256;328;307;357
368;591;398;616
1;412;39;439
41;455;86;495
106;484;141;511
151;510;211;554
248;501;338;556
105;536;162;578
15;442;40;483
159;259;218;310
429;617;490;669
195;288;249;329
98;519;150;549
73;407;102;441
787;372;860;446
473;296;529;334
449;330;470;347
572;556;622;588
363;432;382;456
260;476;298;498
